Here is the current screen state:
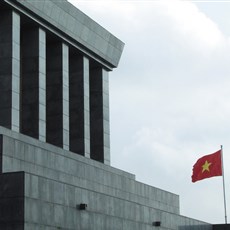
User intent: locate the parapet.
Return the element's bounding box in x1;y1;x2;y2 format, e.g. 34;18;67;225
5;0;124;69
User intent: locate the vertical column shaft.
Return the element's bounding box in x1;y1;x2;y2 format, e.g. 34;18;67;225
0;10;20;132
69;54;90;158
46;41;69;149
90;67;110;165
62;43;69;150
21;27;46;141
102;70;110;165
38;29;46;142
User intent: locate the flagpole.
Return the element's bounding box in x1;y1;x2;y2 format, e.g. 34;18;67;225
221;145;228;224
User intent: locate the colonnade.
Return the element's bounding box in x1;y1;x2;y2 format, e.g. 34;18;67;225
0;10;110;164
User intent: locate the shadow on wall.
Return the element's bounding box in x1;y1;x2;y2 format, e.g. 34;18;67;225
212;224;230;230
179;224;230;230
178;225;212;230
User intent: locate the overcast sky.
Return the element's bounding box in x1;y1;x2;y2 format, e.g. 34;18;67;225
69;0;230;224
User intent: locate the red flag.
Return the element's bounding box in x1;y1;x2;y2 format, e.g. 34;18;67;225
192;150;222;183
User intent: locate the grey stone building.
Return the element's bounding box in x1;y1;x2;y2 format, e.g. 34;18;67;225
0;0;228;229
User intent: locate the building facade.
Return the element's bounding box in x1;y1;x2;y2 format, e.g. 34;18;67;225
0;0;226;229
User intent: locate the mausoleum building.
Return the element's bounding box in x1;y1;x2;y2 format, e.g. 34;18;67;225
0;0;228;229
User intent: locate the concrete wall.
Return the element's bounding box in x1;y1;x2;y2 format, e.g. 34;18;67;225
0;127;212;230
0;172;24;230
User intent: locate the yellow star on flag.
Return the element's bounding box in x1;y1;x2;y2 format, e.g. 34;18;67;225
202;160;212;173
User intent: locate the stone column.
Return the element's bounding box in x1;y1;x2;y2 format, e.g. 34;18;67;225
62;44;69;151
21;27;46;141
38;29;46;142
46;41;69;150
69;54;90;158
0;10;20;132
90;67;110;165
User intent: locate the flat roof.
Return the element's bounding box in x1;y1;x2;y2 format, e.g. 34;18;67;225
4;0;124;69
